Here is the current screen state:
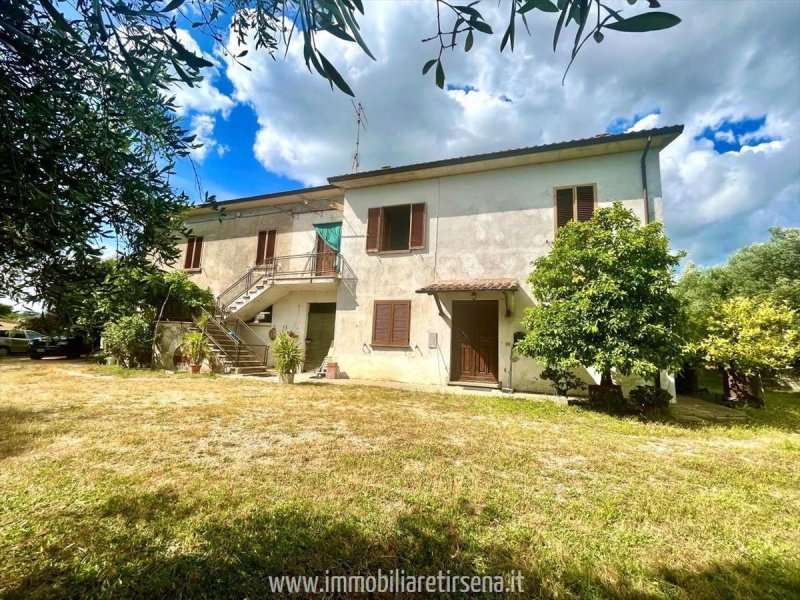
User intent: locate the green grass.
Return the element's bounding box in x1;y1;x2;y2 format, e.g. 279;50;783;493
695;367;800;431
0;359;798;598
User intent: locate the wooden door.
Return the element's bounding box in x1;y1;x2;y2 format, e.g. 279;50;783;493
315;235;336;276
450;300;499;383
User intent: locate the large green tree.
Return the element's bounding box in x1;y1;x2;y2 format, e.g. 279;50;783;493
674;228;800;400
516;203;685;386
701;297;799;407
0;0;680;311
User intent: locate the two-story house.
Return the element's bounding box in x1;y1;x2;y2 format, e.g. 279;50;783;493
164;125;682;394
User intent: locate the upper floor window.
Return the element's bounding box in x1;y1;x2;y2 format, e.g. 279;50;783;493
555;185;596;230
256;230;276;266
184;236;203;270
366;203;426;253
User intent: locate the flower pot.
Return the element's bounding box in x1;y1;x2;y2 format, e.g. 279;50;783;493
189;364;201;374
279;373;295;384
326;361;339;380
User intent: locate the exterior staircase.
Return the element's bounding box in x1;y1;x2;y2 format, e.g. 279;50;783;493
217;252;351;321
193;310;270;376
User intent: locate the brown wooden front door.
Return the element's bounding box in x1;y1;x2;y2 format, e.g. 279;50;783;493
315;235;337;276
451;300;499;383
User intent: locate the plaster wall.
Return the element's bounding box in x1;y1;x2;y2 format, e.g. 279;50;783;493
172;205;343;296
333;150;668;393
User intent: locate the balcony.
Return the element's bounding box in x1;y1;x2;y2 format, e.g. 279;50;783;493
217;252;355;320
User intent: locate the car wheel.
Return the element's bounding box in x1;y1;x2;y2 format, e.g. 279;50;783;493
0;347;9;358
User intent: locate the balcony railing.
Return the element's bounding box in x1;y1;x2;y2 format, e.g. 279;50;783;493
217;251;355;313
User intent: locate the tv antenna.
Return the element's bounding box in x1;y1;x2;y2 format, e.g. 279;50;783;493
351;100;367;173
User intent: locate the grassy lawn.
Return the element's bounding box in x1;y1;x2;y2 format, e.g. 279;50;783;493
1;359;799;599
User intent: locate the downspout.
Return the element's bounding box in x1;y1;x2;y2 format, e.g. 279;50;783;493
640;136;652;224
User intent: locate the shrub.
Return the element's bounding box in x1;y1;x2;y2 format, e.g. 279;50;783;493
540;364;586;396
103;314;153;367
273;331;304;376
629;385;673;413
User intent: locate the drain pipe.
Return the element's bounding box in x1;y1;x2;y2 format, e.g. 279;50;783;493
640;136;652;224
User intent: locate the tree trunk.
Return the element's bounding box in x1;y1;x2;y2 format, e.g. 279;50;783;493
600;368;613;387
723;367;763;408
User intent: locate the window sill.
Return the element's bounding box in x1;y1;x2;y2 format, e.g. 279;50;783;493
370;342;410;348
184;268;202;273
368;249;415;255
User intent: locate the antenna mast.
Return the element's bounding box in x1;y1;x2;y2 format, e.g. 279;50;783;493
351;100;367;173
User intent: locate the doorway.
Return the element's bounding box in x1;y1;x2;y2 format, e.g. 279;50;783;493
314;235;337;276
450;300;499;383
305;302;336;371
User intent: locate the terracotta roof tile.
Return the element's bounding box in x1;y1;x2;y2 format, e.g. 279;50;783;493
416;279;519;294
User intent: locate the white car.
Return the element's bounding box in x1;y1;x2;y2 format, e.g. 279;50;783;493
0;329;44;356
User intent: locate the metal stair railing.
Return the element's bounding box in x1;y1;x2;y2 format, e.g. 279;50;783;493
195;308;268;369
216;251;349;313
214;304;269;365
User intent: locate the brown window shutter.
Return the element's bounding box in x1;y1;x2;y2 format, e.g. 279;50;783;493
366;207;381;252
409;203;426;250
256;231;267;265
391;301;411;346
191;237;203;269
372;301;392;345
576;185;595;222
184;238;195;269
266;229;276;261
555;188;574;229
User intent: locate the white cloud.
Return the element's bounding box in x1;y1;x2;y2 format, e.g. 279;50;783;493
626;113;661;132
221;0;800;265
170;29;235;118
188;113;223;162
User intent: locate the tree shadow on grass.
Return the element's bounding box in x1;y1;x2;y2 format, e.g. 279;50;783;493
4;489;799;599
0;407;65;460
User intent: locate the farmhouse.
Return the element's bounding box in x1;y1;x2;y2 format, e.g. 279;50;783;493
161;125;683;394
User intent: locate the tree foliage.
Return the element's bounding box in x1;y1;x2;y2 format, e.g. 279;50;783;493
0;0;682;311
701;297;799;377
516;203;684;381
80;261;214;327
102;313;154;367
674;228;800;365
424;0;681;88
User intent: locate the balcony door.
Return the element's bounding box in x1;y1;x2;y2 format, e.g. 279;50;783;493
315;234;337;276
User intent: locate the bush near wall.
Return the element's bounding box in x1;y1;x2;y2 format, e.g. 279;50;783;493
102;314;153;368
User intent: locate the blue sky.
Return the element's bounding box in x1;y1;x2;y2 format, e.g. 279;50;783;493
167;0;799;267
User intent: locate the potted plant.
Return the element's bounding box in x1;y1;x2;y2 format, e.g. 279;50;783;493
182;331;210;374
273;331;304;384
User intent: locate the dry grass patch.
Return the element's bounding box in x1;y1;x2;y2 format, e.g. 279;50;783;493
0;358;798;598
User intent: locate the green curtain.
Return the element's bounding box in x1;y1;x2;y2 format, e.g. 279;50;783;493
314;222;342;251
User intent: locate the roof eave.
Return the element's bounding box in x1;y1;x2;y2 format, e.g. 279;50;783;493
185;184;344;216
328;125;683;189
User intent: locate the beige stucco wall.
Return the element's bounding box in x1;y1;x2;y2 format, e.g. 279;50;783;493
236;288;338;369
332;149;672;394
173;205;343;296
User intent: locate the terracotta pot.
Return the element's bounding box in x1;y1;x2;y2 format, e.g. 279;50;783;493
189;364;201;374
279;373;295;384
326;361;339;380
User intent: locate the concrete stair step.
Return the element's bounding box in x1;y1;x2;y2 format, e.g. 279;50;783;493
234;366;271;375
